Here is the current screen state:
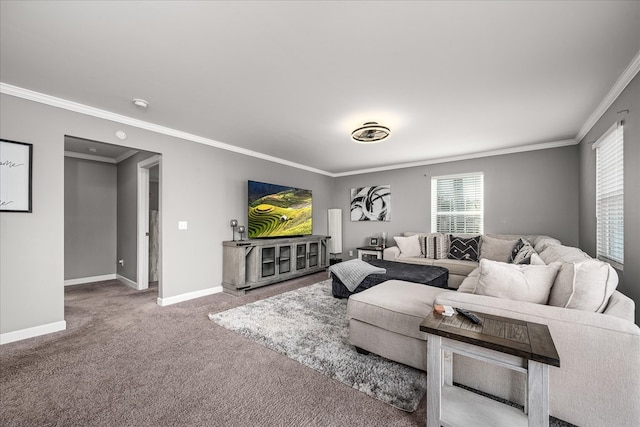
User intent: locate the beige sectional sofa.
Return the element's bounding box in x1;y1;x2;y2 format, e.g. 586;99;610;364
348;233;640;427
382;232;561;288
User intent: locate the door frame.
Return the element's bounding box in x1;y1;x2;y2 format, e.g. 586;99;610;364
137;155;161;291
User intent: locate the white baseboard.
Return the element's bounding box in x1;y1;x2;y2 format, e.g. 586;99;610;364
64;274;117;286
116;274;138;289
1;320;67;345
157;286;223;306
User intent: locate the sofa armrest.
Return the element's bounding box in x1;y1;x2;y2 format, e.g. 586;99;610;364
603;290;636;323
383;246;400;260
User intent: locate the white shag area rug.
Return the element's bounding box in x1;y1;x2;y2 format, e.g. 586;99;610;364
208;279;426;412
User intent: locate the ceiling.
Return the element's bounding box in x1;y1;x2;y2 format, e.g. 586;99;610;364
2;1;639;176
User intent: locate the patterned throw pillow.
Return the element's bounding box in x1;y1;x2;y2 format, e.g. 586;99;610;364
448;235;481;261
510;238;537;264
425;233;450;259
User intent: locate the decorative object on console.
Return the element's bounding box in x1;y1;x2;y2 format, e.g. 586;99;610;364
237;225;245;241
369;237;379;247
448;235;480;261
351;121;391;143
350;185;391;221
229;219;238;241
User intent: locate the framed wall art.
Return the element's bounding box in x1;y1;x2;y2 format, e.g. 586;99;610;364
1;139;33;213
350;185;391;221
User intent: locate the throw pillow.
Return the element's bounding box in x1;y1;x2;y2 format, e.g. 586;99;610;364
457;267;480;293
480;235;519;263
547;263;575;308
548;260;618;312
418;233;428;257
510;238;537;265
476;259;562;304
393;234;422;258
425;233;449;259
448;235;481;261
530;253;546;265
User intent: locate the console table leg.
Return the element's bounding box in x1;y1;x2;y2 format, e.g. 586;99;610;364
443;349;453;386
527;360;550;427
426;335;442;427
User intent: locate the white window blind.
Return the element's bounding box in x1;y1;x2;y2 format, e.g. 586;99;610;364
594;122;624;267
431;172;484;234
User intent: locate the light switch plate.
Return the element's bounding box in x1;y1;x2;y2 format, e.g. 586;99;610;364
178;221;188;230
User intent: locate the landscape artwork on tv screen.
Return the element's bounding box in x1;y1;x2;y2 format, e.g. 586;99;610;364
248;180;312;238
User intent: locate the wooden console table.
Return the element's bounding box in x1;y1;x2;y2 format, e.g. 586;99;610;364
222;235;329;295
420;310;560;427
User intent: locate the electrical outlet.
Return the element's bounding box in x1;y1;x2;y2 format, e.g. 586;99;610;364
118;259;124;266
349;250;353;257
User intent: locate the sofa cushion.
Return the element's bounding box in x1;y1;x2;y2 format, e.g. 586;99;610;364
476;259;561;304
532;236;562;253
548;260;619;312
394;234;422;258
480;235;519;263
346;280;445;340
431;258;478;276
457;267;480;293
448;235;481;261
539;244;591;264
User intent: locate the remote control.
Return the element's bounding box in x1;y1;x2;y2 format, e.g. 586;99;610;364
456;308;483;325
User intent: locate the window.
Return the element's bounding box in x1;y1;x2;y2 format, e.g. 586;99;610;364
594;122;624;267
431;172;483;234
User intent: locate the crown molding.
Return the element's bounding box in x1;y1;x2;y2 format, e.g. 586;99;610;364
3;47;636;179
332;139;577;177
0;83;334;177
576;48;640;143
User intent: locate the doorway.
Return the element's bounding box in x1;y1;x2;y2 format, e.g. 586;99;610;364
137;155;161;291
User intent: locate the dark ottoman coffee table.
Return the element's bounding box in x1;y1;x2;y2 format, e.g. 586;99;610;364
331;259;449;298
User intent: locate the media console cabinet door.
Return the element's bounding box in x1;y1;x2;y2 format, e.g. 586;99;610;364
222;236;329;295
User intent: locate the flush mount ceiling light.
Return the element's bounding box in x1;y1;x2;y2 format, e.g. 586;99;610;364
115;130;128;140
351;122;391;143
132;98;149;109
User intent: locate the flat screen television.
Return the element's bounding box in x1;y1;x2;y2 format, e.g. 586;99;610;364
248;180;312;238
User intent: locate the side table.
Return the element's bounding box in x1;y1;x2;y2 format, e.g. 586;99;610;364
357;246;384;261
420;310;560;427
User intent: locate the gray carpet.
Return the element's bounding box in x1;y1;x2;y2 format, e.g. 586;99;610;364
0;272;425;426
209;279;426;412
0;272;576;426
